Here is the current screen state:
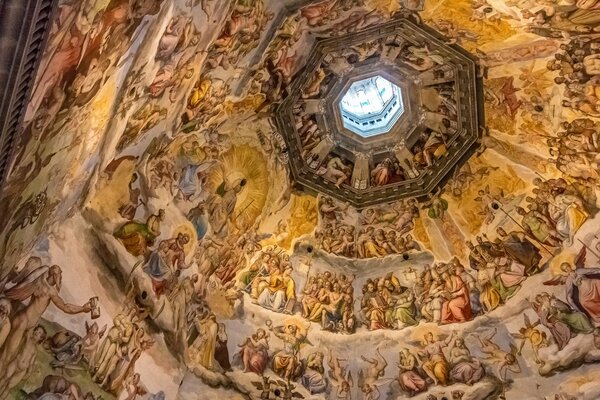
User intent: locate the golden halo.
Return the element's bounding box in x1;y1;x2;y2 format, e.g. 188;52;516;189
206;145;269;230
280;316;311;337
172;223;198;256
549;250;578;276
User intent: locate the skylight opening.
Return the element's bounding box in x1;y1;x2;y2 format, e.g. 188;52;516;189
339;76;404;138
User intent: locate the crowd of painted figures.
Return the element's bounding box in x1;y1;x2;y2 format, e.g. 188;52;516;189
190;309;532;399
19;99;598;400
100;138;600;398
4;0;600;398
237;248;296;314
168;241;600;400
315;196;421;258
390;327;529;397
549;117;600;180
360;241;534;331
224;171;600;343
516;174;591;248
236;326;522;398
523;2;600;37
112;167;262;295
300;271;356;334
0;257;162;400
290;36;460;191
550;37;600;118
231;227;598;345
213;251;600;398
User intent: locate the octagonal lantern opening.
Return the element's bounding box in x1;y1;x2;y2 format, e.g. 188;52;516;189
339;75;405;138
275;17;485;208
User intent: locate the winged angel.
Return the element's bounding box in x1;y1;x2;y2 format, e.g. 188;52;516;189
472;329;520;383
328;349;353;400
250;376;305;400
358;347;392;400
544;247;600;325
509;314;548;365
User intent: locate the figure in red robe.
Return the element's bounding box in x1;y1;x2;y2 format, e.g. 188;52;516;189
545;247;600;323
441;269;472;324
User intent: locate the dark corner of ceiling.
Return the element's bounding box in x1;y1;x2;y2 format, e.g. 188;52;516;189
0;0;58;191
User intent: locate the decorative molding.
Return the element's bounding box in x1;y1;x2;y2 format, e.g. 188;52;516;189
0;0;58;190
275;17;485;208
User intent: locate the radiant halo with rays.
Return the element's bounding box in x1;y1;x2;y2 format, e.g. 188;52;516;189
172;223;198;258
206;144;270;232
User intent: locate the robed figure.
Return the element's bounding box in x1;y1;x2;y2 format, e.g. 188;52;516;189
495;228;542;275
545;248;600;324
206;178;247;237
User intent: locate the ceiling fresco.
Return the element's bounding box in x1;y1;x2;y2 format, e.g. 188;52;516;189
0;0;599;399
275;17;484;206
338;76;405;137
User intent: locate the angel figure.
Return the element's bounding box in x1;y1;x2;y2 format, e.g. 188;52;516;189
360;383;381;400
416;331;456;386
358;347;388;389
421;188;448;220
251;375;274;400
277;380;305;400
397;348;427;396
238;328;270;374
473;328;520;383
518;64;553;98
544;247;600;323
270;323;311;381
328;349;353;400
530;291;593;351
510;314;548;364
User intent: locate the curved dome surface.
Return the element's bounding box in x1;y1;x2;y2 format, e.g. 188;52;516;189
0;0;599;399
